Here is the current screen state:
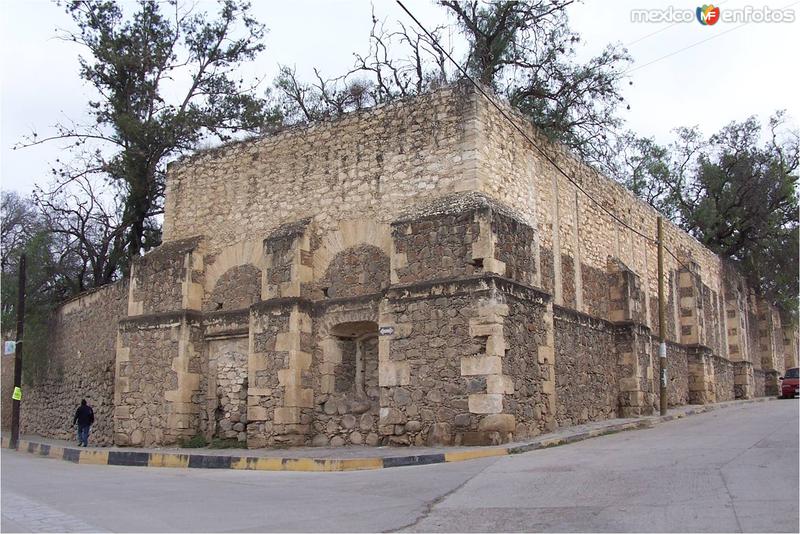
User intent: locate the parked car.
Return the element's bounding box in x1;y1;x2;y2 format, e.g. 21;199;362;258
779;367;799;399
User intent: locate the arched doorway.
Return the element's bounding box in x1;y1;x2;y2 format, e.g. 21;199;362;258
330;321;379;401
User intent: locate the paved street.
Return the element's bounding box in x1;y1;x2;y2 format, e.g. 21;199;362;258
2;400;797;533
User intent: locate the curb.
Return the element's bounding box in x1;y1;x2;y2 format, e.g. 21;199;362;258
2;397;777;472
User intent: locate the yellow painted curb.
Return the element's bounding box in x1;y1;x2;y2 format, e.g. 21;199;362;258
231;457;284;470
79;450;110;465
148;453;189;468
279;458;344;472
48;446;65;459
230;456;384;472
445;448;508;463
330;458;384;471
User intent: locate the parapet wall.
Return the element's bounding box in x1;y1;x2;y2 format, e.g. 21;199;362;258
163;84;482;255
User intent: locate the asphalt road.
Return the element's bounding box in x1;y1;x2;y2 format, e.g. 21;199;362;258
2;400;797;533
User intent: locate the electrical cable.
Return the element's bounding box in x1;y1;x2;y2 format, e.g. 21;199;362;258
396;0;697;272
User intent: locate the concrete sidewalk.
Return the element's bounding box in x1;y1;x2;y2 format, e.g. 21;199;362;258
1;397;778;472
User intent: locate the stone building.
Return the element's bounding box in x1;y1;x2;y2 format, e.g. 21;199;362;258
10;82;798;448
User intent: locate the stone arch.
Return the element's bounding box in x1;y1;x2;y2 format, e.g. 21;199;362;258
320;245;390;299
313;219;392;283
203;239;265;310
204;264;262;311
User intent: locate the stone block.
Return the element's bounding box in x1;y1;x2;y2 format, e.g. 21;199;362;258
247;406;269;421
275;332;299;352
485;335;507;356
460;355;502;376
284;387;313;408
477;414;516;433
478;303;510;318
379;407;406;425
427;422;452;446
537;346;554;364
379;360;410;386
278;368;302;387
288;350;312;370
468;393;503;414
486;374;514;394
469;322;503;338
274;407;300;424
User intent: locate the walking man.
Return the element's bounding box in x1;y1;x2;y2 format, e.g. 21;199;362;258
73;399;94;447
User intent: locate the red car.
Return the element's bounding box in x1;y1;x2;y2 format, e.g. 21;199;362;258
780;367;799;399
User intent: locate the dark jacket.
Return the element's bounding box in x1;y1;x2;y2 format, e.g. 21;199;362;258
73;404;94;427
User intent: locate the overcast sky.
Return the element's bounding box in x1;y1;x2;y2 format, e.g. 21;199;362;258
1;0;798;196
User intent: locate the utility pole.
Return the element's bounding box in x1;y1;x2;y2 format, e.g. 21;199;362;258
657;218;667;416
10;253;26;449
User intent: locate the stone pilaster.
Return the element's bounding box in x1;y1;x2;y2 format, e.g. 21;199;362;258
678;263;705;346
722;272;755;398
272;305;313;445
607;258;645;324
537;302;557;431
733;360;754;399
616;324;653;417
688;346;716;404
756;298;783;396
471;210;506;276
114;311;204;446
782;321;799;370
263;221;313;300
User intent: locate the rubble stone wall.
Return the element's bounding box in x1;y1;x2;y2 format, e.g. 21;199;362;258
381;283;481;447
713;355;735;402
554;307;618;426
163;85;481;255
19;281;128;445
754;369;766;397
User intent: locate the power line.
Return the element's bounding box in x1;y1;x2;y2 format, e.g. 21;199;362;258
395;0;659;246
623;0;733;48
624;0;799;75
395;0;696;272
624;22;747;75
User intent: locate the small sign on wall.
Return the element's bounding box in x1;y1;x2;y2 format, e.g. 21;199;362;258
378;326;395;336
3;341;15;355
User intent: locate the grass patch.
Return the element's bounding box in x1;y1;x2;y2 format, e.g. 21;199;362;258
208;438;243;449
178;435;208;448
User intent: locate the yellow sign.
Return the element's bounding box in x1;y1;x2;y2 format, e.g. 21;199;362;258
12;387;22;401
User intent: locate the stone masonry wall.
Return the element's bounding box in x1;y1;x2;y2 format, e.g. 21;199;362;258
20;281;128;445
661;342;690;407
163;85;481;255
474;87;727;343
492;211;537;285
713;355;735;402
129;237;202;316
392;209;480;284
115;313;205;446
320;245;390;299
504;293;551;439
754;369;766;397
554;307;618;426
381;287;479;447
